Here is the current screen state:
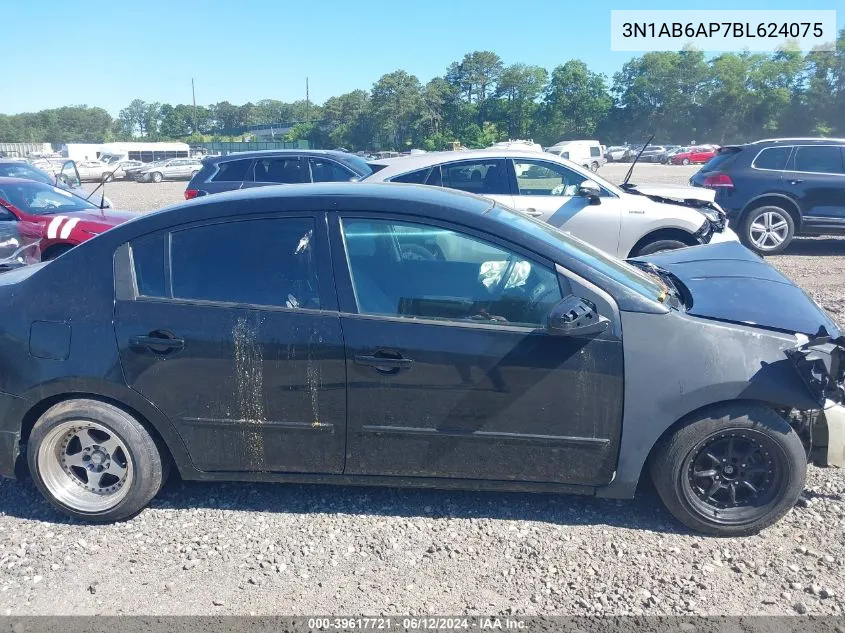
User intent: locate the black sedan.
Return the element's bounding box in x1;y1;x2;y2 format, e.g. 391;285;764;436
0;183;842;535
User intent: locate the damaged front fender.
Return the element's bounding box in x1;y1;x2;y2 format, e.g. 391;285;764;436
786;332;845;468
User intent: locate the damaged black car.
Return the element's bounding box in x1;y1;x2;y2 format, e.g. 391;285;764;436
0;182;842;536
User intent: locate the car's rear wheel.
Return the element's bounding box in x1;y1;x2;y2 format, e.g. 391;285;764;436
151;172;163;183
650;404;806;536
27;399;167;522
741;205;795;255
633;239;690;256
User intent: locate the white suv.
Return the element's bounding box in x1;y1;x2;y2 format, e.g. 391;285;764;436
363;149;738;258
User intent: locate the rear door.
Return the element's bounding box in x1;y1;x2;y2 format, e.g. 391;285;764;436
113;213;347;473
785;145;845;231
508;158;623;256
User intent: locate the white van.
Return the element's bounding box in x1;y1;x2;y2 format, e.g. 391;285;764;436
545;140;605;172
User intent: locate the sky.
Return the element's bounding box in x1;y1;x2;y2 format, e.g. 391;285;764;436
3;0;842;116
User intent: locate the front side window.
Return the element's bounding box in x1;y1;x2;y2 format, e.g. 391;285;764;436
251;157;307;183
132;218;320;309
440;159;510;195
752;146;792;171
792;146;844;174
590;146;601;157
513;160;590;197
309;158;355;183
212;159;252;182
341;218;562;327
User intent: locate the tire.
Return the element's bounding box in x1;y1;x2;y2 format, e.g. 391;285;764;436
151;172;163;183
682;158;690;165
740;205;795;255
634;239;690;256
649;404;806;536
42;243;74;261
590;161;599;172
27;399;166;522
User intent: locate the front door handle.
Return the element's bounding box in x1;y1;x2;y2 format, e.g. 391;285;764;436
130;333;185;355
788;179;804;185
524;208;543;217
354;352;414;374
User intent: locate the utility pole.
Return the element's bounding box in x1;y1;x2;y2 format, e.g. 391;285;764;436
305;77;310;122
191;77;198;134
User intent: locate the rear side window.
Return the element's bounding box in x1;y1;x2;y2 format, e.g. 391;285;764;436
792;146;844;174
211;159;252;182
170;218;320;308
441;160;510;195
251;157;308;183
752;147;791;171
391;168;430;184
702;147;742;171
131;234;167;298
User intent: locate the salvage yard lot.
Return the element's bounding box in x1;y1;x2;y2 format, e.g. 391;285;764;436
0;163;842;616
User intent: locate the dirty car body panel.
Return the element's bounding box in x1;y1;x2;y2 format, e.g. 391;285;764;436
0;183;842;520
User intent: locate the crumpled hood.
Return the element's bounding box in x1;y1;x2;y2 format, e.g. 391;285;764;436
635;241;840;336
630;183;716;203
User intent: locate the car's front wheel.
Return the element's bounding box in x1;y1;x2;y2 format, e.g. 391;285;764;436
151;172;163;183
590;162;599;172
27;399;167;522
682;158;691;165
741;205;795;255
650;404;806;536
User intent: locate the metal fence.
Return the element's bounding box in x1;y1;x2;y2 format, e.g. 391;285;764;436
198;141;310;155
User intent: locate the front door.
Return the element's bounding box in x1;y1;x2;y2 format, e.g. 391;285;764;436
785;145;845;231
114;214;347;473
508;158;624;256
333;215;624;486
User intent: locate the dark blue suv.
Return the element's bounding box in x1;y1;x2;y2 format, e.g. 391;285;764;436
691;138;845;254
185;150;373;200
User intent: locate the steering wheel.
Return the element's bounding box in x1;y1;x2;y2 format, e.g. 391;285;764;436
400;243;444;261
491;255;519;299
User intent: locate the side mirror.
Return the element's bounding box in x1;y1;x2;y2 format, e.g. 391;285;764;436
576;180;601;202
547;296;610;337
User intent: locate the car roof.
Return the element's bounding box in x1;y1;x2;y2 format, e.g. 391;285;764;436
206;149;361;162
749;138;845;146
365;149;589;181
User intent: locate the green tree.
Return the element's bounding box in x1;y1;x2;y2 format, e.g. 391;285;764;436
541;60;611;144
495;64;548;138
371;70;424;150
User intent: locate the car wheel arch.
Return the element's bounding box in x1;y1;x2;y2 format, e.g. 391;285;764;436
741;194;802;230
627;227;699;258
17;386;192;479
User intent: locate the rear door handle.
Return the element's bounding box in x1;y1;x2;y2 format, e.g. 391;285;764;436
524;208;543;217
788;179;804;185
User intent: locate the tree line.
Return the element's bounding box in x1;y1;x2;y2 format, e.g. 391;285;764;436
1;32;843;151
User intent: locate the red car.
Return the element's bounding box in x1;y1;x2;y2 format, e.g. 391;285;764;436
0;177;134;261
670;146;718;165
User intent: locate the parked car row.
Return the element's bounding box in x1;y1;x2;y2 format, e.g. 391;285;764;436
604;144;719;165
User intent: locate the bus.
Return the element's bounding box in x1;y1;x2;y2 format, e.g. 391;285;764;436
96;142;191;165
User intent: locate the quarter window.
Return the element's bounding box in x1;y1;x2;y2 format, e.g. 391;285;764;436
0;208;14;221
792;146;844;174
212;159;252;182
752;146;792;171
440;160;510;195
513;160;591;197
341;218;561;327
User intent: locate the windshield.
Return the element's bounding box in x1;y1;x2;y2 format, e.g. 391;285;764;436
486;203;669;303
0;162;54;185
0;181;99;215
341;154;374;177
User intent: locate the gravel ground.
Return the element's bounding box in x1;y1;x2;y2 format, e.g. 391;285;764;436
1;164;842;616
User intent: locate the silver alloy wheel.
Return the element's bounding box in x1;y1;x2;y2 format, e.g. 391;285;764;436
749;210;790;251
37;421;133;513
